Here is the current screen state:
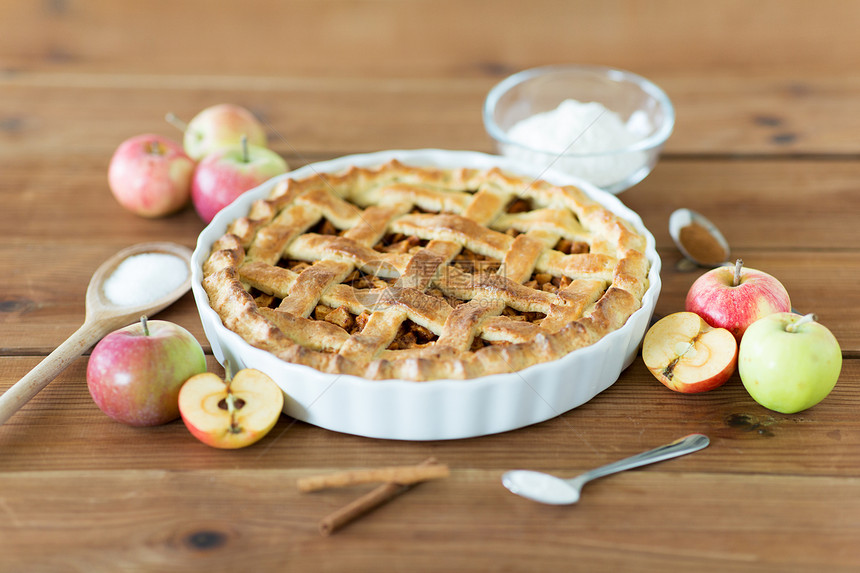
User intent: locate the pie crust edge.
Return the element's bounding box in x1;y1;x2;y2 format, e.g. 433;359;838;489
201;159;651;381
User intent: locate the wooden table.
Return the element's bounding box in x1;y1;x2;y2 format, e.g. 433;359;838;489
2;1;859;571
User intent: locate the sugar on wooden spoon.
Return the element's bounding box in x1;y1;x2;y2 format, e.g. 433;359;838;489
0;242;193;426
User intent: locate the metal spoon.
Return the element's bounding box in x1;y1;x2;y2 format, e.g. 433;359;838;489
0;242;193;426
669;208;731;268
502;433;709;505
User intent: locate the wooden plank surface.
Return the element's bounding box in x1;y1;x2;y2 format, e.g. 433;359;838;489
4;0;860;77
1;469;858;573
2;358;859;475
2;0;860;571
7;75;860;156
0;357;858;572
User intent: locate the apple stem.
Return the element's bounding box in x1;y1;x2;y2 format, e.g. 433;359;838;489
164;112;188;132
143;140;165;156
732;259;743;287
221;360;241;433
140;315;149;336
787;313;818;333
241;134;249;163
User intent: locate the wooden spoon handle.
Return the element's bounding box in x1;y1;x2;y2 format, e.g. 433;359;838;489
0;319;109;426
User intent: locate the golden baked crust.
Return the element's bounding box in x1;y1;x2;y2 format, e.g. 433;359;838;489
202;159;650;381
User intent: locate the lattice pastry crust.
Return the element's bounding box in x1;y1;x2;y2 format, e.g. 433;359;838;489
202;160;650;381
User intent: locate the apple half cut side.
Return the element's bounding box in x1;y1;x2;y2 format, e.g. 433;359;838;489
178;368;284;449
642;312;738;394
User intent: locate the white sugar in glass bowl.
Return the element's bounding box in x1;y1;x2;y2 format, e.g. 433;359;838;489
191;149;661;441
483;65;674;195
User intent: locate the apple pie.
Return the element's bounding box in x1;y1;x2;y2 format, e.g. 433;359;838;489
202;159;650;381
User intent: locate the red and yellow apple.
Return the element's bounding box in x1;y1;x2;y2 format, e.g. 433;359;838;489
107;134;194;218
178;366;284;449
739;312;842;413
86;317;206;426
190;138;288;223
182;103;267;161
642;311;738;393
685;259;791;341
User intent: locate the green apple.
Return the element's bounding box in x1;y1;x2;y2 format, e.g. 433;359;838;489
739;313;842;414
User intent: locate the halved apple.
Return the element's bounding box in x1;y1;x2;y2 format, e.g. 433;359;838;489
642;311;738;393
178;367;284;449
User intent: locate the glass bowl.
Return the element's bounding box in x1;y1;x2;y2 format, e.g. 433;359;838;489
483;64;674;194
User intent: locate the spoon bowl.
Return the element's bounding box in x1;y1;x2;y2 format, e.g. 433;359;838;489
0;242;193;426
502;433;709;505
669;208;730;268
502;470;583;505
85;242;193;320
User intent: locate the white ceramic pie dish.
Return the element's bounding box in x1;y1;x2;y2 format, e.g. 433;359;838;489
191;149;661;441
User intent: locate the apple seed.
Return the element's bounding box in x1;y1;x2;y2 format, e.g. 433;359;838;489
218;360;246;433
217;396;246;410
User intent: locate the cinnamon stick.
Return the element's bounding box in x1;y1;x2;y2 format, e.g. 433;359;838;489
298;460;449;493
312;457;442;536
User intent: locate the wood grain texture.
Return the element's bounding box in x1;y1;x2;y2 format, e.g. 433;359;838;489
1;357;858;571
1;468;858;573
7;75;860;156
1;358;858;477
3;0;860;77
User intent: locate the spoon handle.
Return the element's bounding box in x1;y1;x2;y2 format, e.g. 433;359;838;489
0;319;110;426
572;434;709;486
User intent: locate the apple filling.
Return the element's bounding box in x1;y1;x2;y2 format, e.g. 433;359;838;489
504;196;532;214
256;237;552;352
523;271;572;294
250;214;581;352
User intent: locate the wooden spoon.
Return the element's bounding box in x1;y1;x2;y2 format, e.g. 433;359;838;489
0;242;194;426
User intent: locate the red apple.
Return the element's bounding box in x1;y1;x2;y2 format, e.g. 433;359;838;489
642;311;738;393
178;366;284;449
191;137;288;223
685;259;791;341
182;103;267;161
86;317;207;426
107;134;194;218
